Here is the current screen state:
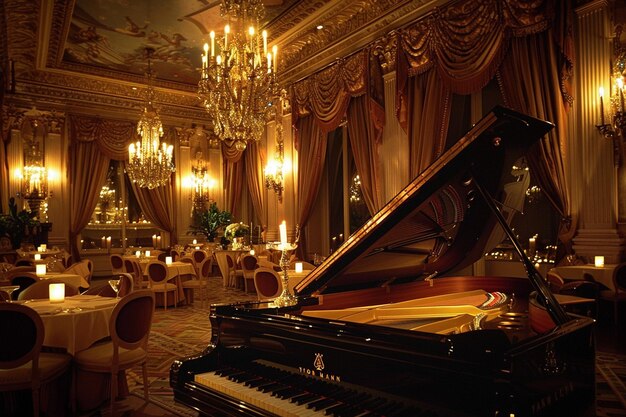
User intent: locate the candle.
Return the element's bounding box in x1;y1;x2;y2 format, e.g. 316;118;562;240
295;262;303;273
34;253;41;261
156;236;161;248
192;239;197;245
41;244;46;251
102;236;106;249
224;24;230;49
599;87;605;125
618;77;625;112
262;30;267;55
279;221;288;246
528;237;536;256
210;32;215;57
135;250;141;257
145;250;151;257
250;249;255;256
36;263;47;277
272;45;277;72
165;256;173;265
152;234;157;248
49;283;65;303
595;256;605;267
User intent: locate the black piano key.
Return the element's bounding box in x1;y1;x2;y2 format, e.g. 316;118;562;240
292;392;319;405
307;397;339;411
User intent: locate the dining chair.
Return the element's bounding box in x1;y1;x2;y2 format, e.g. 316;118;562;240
240;254;258;293
15;258;33;267
191;250;207;276
110;254;124;274
157;252;168;262
593;263;626;324
253;267;282;301
0;302;72;417
182;257;211;308
9;273;40;300
170;249;181;262
125;258;147;289
64;259;93;289
17;278;79;300
87;273;135;297
147;260;178;310
225;254;243;288
73;290;155;416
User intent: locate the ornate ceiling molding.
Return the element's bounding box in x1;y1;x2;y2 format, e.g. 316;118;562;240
275;0;447;85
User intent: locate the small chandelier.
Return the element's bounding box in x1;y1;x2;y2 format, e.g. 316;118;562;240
191;154;216;210
199;0;279;151
127;48;175;189
264;141;284;201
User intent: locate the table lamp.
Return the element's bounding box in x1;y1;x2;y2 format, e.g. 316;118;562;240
295;262;303;273
49;283;65;303
165;256;173;265
595;256;605;267
36;264;47;277
34;253;41;261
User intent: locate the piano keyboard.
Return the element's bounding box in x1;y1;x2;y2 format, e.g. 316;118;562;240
195;361;439;417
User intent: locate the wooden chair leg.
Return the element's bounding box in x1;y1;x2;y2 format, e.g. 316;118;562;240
32;387;39;417
142;362;149;401
110;370;117;417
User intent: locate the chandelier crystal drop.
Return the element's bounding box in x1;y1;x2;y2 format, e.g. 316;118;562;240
127;49;175;189
198;0;279;151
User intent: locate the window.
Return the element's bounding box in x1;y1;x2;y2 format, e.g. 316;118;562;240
81;160;160;251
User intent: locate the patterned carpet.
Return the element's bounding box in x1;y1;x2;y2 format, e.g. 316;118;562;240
85;276;626;417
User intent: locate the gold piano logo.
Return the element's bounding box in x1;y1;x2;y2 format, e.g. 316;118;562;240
314;353;324;371
298;353;341;382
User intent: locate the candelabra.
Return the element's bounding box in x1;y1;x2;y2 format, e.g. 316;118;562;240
596;27;626;166
266;224;300;307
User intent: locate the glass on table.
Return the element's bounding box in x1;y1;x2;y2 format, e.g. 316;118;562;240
108;279;121;298
0;285;21;302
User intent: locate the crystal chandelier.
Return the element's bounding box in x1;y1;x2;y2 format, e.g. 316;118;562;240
127;48;175;189
199;0;279;151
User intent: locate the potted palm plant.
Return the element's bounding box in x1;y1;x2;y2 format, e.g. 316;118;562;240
0;197;40;250
188;202;231;242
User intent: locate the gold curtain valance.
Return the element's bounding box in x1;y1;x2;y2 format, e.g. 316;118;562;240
398;0;553;95
69;115;137;160
292;50;369;132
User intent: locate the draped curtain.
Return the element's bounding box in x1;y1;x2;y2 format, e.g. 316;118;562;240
346;95;385;214
294;116;326;260
395;0;574;248
244;141;265;225
68;115;134;261
292;50;385;244
498;29;575;249
69;115;179;258
222;140;244;218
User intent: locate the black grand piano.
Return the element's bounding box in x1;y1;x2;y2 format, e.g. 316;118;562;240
171;107;595;417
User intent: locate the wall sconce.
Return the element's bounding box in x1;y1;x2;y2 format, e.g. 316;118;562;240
596;27;625;166
191;154;215;211
264;140;284;201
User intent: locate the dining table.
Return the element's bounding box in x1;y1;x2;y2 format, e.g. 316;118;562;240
136;260;196;306
550;264;617;291
18;294;119;355
40;271;89;289
214;249;250;286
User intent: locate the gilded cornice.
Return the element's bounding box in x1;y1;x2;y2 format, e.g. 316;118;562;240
277;0;445;84
372;33;398;74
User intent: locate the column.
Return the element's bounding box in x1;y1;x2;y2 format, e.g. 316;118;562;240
572;1;624;263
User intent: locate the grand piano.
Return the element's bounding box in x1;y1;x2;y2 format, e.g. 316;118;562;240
171;107;595;417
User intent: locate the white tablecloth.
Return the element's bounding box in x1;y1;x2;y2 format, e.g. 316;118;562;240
551;264;617;291
21;295;119;354
42;272;88;289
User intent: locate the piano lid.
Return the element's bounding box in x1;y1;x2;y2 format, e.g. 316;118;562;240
295;106;554;298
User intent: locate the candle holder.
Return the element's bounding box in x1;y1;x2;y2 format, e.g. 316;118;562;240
266;242;298;307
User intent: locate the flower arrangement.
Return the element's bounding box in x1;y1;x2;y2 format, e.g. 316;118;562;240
224;222;250;241
188;202;231;241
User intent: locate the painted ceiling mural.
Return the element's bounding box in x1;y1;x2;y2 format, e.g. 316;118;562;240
62;0;290;85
